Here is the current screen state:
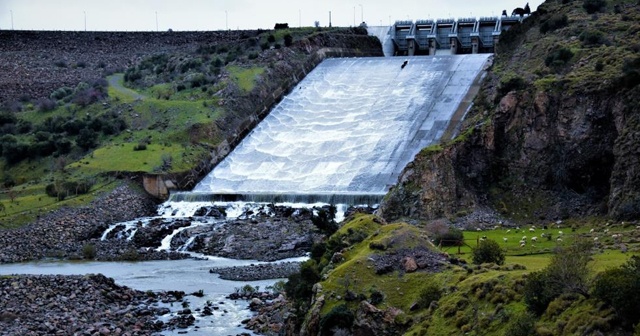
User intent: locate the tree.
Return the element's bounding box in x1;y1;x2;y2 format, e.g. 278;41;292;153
472;239;505;265
76;128;98;150
524;240;593;315
593;256;640;328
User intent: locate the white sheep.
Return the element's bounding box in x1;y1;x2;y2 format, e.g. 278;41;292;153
529;228;535;232
557;237;563;242
594;237;599;241
604;228;610;234
520;241;526;247
476;228;482;231
522;236;527;240
558;231;564;235
503;237;508;242
531;236;538;242
541;233;546;238
590;228;595;233
506;229;511;233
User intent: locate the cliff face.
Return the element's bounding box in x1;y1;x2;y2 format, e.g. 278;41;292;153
381;1;640;223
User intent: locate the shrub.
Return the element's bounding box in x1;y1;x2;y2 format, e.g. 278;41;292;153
583;0;607;13
592;256;640;328
472;239;505;265
416;282;443;309
498;75;527;96
267;34;276;43
50;87;74;101
545;47;574;68
133;142;147;151
82;243;96;259
580;29;607;46
36;97;57;112
503;311;537;336
320;305;354;336
76;128;98;150
370;288;384;305
311;206;338;235
284;33;293;47
540;14;568;34
432;227;464;247
54;60;67;68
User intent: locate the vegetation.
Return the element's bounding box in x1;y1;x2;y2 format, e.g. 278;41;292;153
472;239;505;265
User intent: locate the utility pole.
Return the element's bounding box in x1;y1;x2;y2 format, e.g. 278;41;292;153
10;10;14;30
84;11;86;31
225;10;228;30
155;11;158;31
329;11;331;27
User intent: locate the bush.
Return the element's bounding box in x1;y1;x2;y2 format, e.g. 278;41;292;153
498;75;527;96
320;305;354;336
82;243;96;259
472;239;505;265
76;128;98;150
311;206;338;235
580;29;607;46
545;47;574;68
370;289;384;305
540;14;568;34
583;0;607;13
416;282;443;309
267;34;276;43
432;227;464;247
36;97;57;112
503;311;537;336
592;256;640;328
284;33;293;47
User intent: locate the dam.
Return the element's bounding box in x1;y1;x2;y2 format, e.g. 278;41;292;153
189;54;491;203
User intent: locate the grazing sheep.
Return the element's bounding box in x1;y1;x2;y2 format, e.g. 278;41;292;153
558;231;564;235
541;233;546;238
522;236;527;240
529;228;535;232
590;228;595;233
531;236;538;242
557;237;563;242
503;237;508;242
476;228;482;231
604;228;610;234
520;241;526;247
594;237;599;241
506;229;511;233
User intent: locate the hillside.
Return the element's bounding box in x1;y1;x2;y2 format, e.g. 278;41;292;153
380;0;640;224
0;27;381;227
274;1;640;336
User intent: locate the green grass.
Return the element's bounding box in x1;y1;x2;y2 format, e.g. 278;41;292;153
227;66;265;92
0;177;118;228
67;143;206;174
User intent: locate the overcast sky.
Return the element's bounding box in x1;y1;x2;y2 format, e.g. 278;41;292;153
0;0;544;31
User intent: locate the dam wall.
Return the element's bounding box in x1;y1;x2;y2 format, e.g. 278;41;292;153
193;54;492;199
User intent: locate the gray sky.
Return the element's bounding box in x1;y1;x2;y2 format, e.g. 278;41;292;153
0;0;544;31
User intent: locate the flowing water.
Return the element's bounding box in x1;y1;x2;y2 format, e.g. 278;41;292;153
0;54;491;335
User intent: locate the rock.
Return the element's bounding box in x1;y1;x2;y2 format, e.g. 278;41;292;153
401;256;418;272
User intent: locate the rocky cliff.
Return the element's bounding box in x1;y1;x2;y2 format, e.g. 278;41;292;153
381;0;640;223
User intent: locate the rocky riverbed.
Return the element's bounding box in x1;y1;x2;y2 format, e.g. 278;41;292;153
0;273;187;335
211;262;301;281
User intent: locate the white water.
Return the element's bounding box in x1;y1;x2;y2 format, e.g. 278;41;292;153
195;55;491;195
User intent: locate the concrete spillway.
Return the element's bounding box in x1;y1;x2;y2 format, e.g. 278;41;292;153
192;55;491;201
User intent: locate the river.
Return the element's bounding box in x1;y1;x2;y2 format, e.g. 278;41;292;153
0;257;306;335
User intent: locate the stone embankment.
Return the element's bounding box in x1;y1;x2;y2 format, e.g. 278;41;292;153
0;30;256;103
0;273;186;335
211;262;301;281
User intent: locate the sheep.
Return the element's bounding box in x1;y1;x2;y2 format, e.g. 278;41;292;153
522;236;527;240
590;228;595;233
531;236;538;242
557;237;563;242
541;233;546;238
476;228;482;231
519;241;526;247
503;237;508;242
529;228;535;232
604;228;610;234
506;229;511;233
558;231;564;235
